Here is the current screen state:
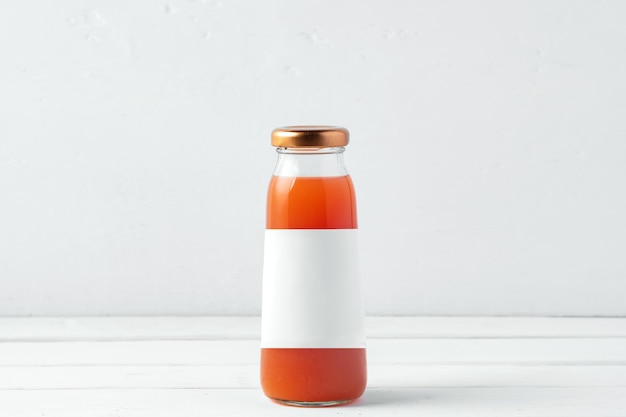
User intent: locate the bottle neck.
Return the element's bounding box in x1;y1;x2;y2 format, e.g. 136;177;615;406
273;147;348;177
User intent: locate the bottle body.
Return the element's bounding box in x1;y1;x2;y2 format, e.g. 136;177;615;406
261;144;366;406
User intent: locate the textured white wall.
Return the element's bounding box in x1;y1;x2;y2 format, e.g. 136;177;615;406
1;0;625;316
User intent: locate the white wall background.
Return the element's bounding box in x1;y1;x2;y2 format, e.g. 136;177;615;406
1;0;625;316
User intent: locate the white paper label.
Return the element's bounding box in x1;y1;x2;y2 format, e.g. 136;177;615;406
261;229;365;348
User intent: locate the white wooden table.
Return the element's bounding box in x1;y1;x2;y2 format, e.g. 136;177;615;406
1;317;625;416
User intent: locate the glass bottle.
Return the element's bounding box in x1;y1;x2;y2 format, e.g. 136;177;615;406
261;126;367;407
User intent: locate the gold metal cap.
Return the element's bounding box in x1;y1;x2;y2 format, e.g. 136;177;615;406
271;126;349;148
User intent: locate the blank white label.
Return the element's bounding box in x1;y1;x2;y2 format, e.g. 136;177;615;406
261;229;365;348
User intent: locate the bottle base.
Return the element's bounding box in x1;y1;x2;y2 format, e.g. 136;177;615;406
271;398;352;407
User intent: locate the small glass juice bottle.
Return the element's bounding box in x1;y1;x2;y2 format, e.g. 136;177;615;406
261;126;367;407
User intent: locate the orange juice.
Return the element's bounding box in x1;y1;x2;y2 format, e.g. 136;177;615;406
261;175;366;405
